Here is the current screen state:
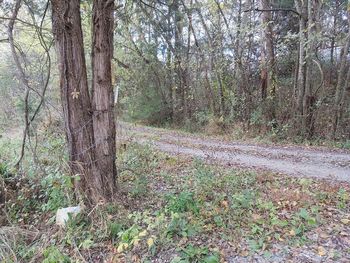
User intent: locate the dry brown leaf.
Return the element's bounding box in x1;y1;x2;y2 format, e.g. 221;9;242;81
318;246;326;257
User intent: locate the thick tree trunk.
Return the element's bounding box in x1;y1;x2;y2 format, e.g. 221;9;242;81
51;0;103;202
91;0;117;198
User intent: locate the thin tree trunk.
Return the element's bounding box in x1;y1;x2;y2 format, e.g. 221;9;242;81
260;0;277;124
91;0;117;199
333;14;350;138
196;3;224;117
295;0;307;128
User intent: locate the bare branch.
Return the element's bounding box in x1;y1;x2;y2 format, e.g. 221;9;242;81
244;8;301;17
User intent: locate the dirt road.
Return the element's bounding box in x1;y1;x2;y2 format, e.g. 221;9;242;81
118;123;350;182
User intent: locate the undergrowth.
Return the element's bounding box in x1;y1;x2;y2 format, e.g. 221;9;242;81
0;132;349;262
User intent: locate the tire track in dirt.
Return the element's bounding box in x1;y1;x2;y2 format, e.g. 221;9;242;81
117;123;350;182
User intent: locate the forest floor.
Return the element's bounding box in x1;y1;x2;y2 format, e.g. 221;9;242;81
1;124;350;262
118;122;350;183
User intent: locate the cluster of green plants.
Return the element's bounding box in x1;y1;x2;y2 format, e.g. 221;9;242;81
118;142;160;197
1;135;349;262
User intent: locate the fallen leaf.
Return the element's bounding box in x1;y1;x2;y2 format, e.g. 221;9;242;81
341;218;350;225
318;246;326;256
240;250;249;257
221;200;229;209
319;232;329;239
138;230;148;237
117;243;128;253
147;237;154;248
131;255;140;263
252;213;262;221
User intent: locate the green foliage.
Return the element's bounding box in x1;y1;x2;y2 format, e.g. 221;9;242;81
108;221;125;243
119;143;159;197
171;245;220;263
116;225;150;253
166;213;199;238
0;162;10;179
40;167;73;212
43;246;70;263
193;160;216;196
63;213;93;249
232;190;257;210
250;108;263;126
337;188;349;210
167;191;200;215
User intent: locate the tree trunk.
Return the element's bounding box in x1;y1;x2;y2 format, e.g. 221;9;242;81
52;0;117;203
51;0;103;202
295;0;307;130
173;0;184;123
333;14;350;138
260;0;277;124
91;0;117;198
303;0;321;139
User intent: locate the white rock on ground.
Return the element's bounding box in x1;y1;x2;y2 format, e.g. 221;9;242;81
55;206;81;227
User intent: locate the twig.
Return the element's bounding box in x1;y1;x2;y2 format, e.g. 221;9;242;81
243;8;301;17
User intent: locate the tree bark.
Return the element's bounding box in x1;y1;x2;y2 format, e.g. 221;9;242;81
91;0;117;198
295;0;307;128
260;0;277;124
52;0;117;203
333;14;350;138
51;0;104;202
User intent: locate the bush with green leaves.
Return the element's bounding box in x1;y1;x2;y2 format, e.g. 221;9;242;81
166;191;200;215
40;167;73;212
171;244;220;263
119;143;160;197
166;213;199;238
43;246;70;263
63;212;95;250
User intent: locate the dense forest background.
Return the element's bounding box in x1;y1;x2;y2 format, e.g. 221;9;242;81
114;0;350;142
1;0;350;145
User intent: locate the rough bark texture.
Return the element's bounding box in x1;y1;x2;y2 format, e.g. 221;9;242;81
51;0;102;201
295;0;307;123
260;0;277;126
92;0;117;198
51;0;117;203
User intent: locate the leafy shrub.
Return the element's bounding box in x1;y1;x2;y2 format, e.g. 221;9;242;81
108;221;124;243
116;225;149;253
193;160;216;197
337;188;349;210
231;190;257;210
167;191;200;214
43;246;70;263
171;244;220;263
166;213;198;238
40;167;73;212
119;143;159;197
0;162;10;178
63;212;93;249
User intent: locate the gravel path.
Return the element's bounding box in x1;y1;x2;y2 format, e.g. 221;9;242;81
118;123;350;182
